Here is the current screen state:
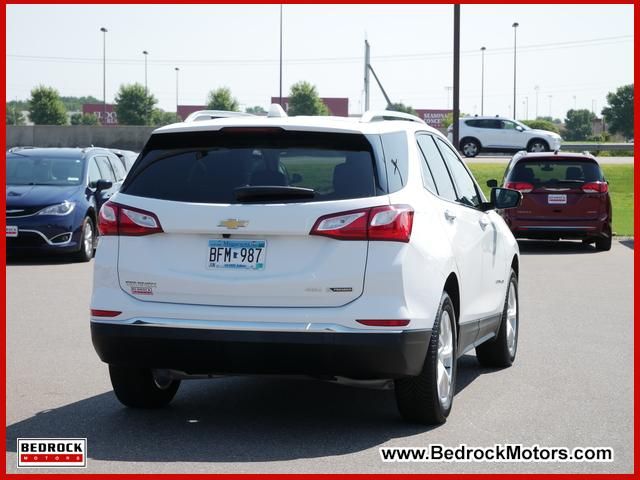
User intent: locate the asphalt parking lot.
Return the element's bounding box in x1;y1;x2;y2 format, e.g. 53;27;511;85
5;239;634;474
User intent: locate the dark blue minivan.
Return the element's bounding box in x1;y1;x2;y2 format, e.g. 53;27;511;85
6;147;126;261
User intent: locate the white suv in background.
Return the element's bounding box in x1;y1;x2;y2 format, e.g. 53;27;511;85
91;106;522;425
449;116;562;157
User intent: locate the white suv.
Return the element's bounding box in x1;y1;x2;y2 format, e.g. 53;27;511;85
449;116;562;158
91;106;522;424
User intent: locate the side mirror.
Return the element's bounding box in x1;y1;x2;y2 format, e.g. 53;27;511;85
486;179;498;188
491;187;522;209
290;173;303;184
95;179;113;191
515;125;524;132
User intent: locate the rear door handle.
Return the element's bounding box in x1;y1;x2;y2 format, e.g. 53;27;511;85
444;210;456;222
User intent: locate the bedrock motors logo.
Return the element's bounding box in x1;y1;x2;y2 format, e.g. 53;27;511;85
17;438;87;468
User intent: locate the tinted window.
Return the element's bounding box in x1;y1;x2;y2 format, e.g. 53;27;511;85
416;142;437;194
88;158;102;186
435;138;482;208
95;156;116;182
123;130;379;204
509;159;603;187
108;155;126;181
465;119;481;128
416;135;457;201
380;132;408;193
501;120;517;130
6;154;84;186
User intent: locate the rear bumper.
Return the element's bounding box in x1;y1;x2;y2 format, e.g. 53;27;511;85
91;322;431;379
505;218;609;240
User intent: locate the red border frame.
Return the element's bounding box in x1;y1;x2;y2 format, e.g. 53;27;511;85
2;1;638;478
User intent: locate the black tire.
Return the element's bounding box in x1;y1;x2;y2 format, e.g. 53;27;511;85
527;139;549;152
395;292;457;425
460;138;480;158
109;365;180;408
595;234;612;251
75;216;95;263
476;270;519;368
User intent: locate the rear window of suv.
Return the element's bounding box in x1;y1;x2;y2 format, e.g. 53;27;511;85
122;129;382;204
508;159;603;187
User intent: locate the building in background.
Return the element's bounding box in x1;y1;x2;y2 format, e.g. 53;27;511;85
82;103;117;125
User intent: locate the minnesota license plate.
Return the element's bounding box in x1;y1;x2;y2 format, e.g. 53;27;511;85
548;194;567;205
6;226;18;237
207;239;266;270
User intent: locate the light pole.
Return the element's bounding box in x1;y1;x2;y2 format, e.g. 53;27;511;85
279;4;283;106
534;85;540;119
143;50;149;124
512;22;519;119
480;46;486;115
523;96;529;120
174;67;180;122
100;27;108;123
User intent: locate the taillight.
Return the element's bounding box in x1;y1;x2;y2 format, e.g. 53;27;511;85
505;181;534;193
356;319;410;327
98;201;163;236
310;205;414;242
90;309;122;317
581;181;608;193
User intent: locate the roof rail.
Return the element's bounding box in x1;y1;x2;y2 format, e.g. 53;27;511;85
361;110;425;124
7;146;36;153
267;103;288;118
184;110;255;122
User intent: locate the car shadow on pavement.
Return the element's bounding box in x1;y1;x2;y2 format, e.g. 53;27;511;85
6;253;83;266
518;239;598;255
6;355;496;464
619;239;634;250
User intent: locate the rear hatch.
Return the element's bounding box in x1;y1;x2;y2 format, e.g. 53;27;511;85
113;128;387;308
506;157;608;220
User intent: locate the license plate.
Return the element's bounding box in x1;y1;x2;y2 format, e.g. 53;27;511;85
207;239;266;270
6;226;18;237
548;194;567;205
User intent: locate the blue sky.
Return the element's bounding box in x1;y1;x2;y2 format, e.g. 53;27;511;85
6;4;634;119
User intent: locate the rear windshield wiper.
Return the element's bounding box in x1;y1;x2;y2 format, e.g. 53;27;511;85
234;186;315;203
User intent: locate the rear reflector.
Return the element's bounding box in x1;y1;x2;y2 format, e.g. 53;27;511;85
90;309;122;318
310;205;414;242
581;181;608;193
505;181;534;193
99;201;164;236
356;319;411;327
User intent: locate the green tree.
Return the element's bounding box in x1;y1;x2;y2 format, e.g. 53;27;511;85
114;83;157;125
245;105;266;115
60;95;101;112
387;102;417;115
28;86;67;125
6;106;26;125
206;87;239;111
563;109;596;141
441;112;468;129
602;84;633;139
150;108;180;126
521;119;559;133
70;113;99;125
287;81;329;116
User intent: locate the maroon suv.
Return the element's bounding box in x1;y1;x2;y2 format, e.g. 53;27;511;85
491;151;612;251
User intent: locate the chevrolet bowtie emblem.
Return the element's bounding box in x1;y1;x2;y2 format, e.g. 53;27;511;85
218;219;249;229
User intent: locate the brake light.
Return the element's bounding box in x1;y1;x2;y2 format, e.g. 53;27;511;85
310;205;414;242
98;201;163;236
90;309;122;317
581;181;608;193
356;319;411;327
505;181;534;193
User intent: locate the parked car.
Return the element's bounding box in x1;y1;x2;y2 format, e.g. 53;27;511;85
6;146;125;261
90;106;522;424
448;116;562;157
489;150;612;251
109;149;139;174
